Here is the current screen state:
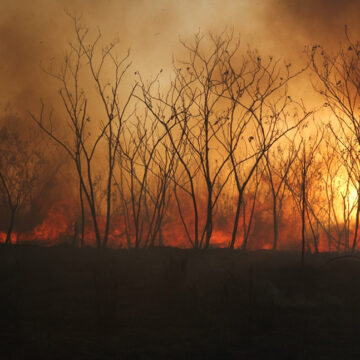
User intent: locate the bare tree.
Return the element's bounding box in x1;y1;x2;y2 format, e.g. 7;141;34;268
215;37;311;249
311;137;344;251
30;14;136;249
116;109;178;248
239;164;263;250
286;127;324;265
139;32;238;249
0;118;48;244
139;31;311;250
310;29;360;252
262;136;301;250
293;134;358;254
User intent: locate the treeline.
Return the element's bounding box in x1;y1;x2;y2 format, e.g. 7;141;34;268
1;16;360;254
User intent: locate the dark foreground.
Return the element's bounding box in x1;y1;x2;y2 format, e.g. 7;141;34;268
1;245;360;359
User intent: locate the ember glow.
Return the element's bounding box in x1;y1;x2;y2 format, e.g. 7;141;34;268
1;0;360;252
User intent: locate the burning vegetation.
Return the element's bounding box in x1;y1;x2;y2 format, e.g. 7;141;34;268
5;3;360;359
0;11;360;255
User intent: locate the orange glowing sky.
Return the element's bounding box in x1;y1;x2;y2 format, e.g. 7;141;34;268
1;0;359;114
0;0;359;249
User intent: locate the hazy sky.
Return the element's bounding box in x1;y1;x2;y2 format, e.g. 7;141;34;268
0;0;359;242
0;0;359;113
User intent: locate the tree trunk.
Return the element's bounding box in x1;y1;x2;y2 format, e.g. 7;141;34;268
230;190;243;249
242;199;247;250
89;205;102;250
245;190;258;250
327;217;331;252
204;185;213;249
5;207;16;245
192;190;199;249
103;170;112;250
301;167;306;268
352;193;360;253
79;180;85;248
272;197;278;251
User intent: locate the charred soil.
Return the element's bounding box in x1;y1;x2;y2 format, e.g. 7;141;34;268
1;245;360;359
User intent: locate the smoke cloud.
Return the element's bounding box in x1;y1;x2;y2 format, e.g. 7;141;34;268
0;0;358;244
1;0;358;112
262;0;360;52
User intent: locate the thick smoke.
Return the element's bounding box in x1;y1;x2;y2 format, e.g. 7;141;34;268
0;1;66;112
0;0;357;245
1;0;358;112
262;0;360;52
0;0;263;113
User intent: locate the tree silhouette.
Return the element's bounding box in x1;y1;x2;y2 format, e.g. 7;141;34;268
30;14;136;249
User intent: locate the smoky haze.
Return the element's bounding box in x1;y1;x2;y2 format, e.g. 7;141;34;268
0;0;358;246
1;0;358;112
263;0;360;51
0;0;258;112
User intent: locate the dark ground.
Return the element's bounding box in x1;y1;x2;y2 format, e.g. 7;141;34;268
1;245;360;359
